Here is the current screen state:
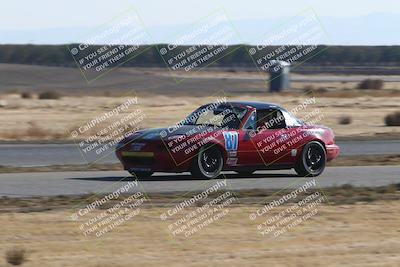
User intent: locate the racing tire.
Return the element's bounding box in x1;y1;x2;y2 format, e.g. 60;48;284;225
294;141;326;177
128;171;153;179
191;145;223;179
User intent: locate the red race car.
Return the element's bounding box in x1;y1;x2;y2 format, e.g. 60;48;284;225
116;101;339;179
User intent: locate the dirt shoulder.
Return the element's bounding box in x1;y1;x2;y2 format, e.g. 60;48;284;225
1;185;400;267
1;154;399;173
1;183;399;212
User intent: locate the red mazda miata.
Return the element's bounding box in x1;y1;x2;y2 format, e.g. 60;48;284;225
116;101;339;179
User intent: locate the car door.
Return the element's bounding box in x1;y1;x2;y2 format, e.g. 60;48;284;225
258;108;307;165
236;108;301;167
236;108;285;167
253;108;290;166
236;110;265;166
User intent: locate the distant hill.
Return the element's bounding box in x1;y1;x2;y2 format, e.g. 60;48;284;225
0;45;399;68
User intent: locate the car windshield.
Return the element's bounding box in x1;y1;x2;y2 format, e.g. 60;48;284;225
183;104;248;129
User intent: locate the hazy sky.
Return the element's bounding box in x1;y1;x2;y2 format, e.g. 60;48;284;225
1;0;399;44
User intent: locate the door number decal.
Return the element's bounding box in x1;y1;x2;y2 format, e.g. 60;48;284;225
223;132;238;151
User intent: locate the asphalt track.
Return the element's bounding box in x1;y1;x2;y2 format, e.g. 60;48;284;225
173;73;400;83
0;166;399;197
0;139;399;167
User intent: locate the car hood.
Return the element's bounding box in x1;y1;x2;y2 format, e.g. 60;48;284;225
300;124;332;132
127;125;219;141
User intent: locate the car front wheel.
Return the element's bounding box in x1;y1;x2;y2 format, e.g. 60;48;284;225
295;141;326;177
191;145;223;179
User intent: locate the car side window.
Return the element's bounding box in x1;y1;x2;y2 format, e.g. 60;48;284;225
281;109;302;127
242;110;256;130
256;109;286;129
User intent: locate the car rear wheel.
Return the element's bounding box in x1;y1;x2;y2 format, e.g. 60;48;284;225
128;170;153;179
191;145;223;179
295;141;326;177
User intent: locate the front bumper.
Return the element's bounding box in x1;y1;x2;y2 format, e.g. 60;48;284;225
116;144;190;173
326;144;340;161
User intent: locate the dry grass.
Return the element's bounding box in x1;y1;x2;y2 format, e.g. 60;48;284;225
0;93;399;141
1;183;399;212
1;122;67;140
0;163;122;173
20;92;33;99
310;89;400;98
385;111;400;126
1;201;400;267
0;184;399;266
327;154;400;166
357;79;384;90
338;115;352;125
5;248;26;265
38;91;61;100
303;84;315;92
25;122;48;138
